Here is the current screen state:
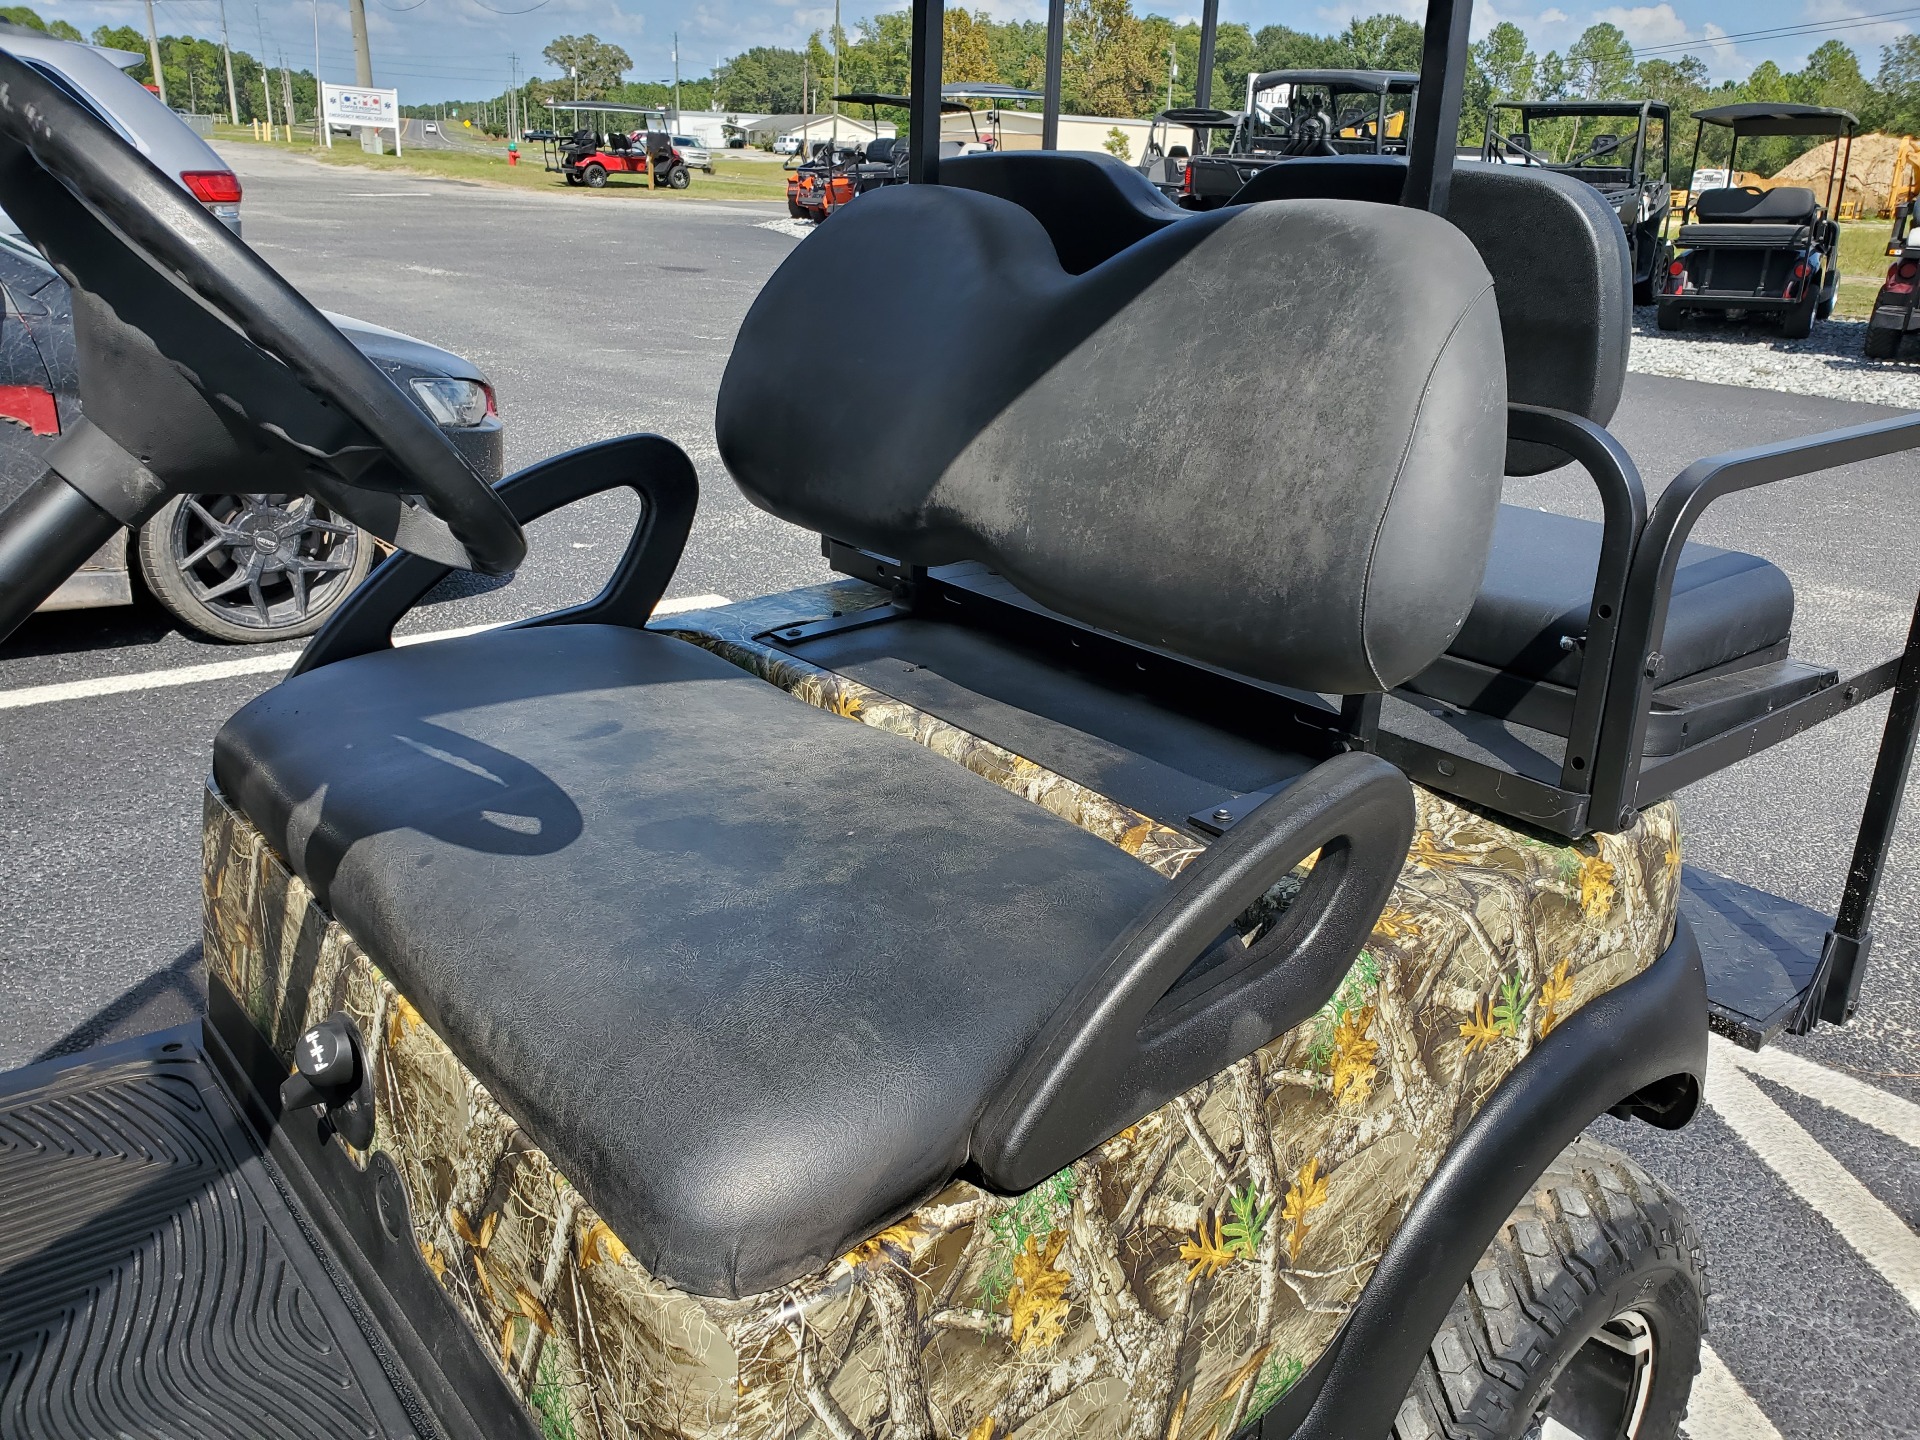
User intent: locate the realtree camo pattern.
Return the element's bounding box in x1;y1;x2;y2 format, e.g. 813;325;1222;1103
203;585;1681;1440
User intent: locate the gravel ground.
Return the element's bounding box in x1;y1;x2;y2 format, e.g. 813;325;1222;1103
1630;308;1920;407
758;216;813;239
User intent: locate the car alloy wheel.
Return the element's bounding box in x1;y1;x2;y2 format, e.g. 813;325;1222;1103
138;492;373;642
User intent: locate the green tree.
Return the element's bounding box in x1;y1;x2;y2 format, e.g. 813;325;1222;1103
1063;0;1160;118
1879;35;1920;133
1330;14;1424;72
945;9;997;83
3;6;81;40
543;35;631;98
714;45;805;112
1465;21;1536;145
1566;23;1634;99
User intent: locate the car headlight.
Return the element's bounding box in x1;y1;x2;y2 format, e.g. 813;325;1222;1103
409;376;494;428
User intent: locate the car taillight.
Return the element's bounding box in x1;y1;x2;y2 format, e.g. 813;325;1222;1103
1902;260;1918;280
1793;261;1811;279
1668;260;1685;275
181;170;242;204
1181;163;1195;195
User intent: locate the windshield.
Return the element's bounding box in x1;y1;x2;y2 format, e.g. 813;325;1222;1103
1488;107;1663;183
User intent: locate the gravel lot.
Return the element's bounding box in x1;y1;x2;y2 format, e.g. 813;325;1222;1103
1631;308;1920;407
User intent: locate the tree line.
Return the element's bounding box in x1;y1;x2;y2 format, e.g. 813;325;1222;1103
16;0;1920;173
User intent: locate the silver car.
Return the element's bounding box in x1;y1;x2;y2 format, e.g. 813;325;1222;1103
672;135;715;173
0;28;506;643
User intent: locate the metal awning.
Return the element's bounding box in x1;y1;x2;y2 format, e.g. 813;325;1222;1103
834;92;974;113
941;83;1043;101
544;100;666;115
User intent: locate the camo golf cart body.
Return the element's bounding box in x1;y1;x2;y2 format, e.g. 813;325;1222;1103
1481;99;1673;305
4;4;1919;1440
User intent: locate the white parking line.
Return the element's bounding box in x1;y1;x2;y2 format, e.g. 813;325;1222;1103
1720;1036;1920;1150
1706;1044;1920;1315
0;595;730;712
1682;1344;1786;1440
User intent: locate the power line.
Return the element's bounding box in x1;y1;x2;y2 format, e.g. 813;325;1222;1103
1630;6;1920;58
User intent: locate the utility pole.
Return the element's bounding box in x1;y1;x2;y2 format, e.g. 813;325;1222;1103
672;33;681;127
348;0;379;152
218;0;239;124
831;0;839;152
1166;40;1176;112
142;0;168;105
282;56;296;134
254;8;275;135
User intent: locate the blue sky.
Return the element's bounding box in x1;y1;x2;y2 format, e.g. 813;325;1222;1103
57;0;1918;100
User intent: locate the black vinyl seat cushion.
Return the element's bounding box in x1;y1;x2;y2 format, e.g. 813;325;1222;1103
212;624;1168;1298
1676;222;1813;248
1445;505;1795;688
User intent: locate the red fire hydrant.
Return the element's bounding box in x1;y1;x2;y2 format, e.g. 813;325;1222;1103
507;142;520;166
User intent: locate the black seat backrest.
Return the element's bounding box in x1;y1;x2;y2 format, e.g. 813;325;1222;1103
717;184;1508;695
943;152;1629;478
1694;185;1817;224
1231;158;1628;476
865;137;897;165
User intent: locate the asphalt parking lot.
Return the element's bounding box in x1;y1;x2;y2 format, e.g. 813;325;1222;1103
2;145;1915;1438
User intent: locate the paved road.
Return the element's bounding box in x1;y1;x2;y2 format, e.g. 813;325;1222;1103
1;144;1915;1438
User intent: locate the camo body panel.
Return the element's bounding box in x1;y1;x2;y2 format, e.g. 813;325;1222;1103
203;583;1680;1440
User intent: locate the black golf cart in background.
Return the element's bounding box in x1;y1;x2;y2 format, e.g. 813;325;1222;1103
1482;99;1672;303
1137;106;1240;203
1657;102;1855;336
1181;69;1417;208
3;0;1920;1435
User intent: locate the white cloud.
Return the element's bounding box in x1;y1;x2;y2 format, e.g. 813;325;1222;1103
1591;2;1689;45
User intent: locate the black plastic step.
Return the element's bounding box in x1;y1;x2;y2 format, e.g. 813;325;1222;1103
1683;865;1830;1049
0;1029;423;1439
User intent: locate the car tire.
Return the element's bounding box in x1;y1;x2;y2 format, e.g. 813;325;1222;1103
1655;302;1684;332
138;493;374;644
667;164;690;190
1866;321;1901;359
1392;1135;1706;1440
583;163;608;189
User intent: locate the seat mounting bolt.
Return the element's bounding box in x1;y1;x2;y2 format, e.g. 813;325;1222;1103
1212;807;1233;823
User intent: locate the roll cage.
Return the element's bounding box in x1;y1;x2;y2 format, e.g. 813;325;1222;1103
1482;99;1670;190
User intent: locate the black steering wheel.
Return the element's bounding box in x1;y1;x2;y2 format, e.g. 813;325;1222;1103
0;50;523;581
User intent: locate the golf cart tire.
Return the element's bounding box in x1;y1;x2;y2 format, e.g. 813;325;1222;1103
584;163;608;189
1391;1135;1706;1440
1866;321;1901;359
667;164;690;190
565;173;583;186
1780;292;1816;340
1633;244;1669;306
1655;302;1683;332
138;496;374;643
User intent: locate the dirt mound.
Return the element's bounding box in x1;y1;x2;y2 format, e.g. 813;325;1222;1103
1772;132;1906;216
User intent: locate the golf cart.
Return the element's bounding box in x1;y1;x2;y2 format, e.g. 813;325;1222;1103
1483;99;1673;304
1138;107;1240;203
1182;69;1417;209
1656;103;1854;337
542;100;691;190
4;0;1920;1435
1866;191;1920;357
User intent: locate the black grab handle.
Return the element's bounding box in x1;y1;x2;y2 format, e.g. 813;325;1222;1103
972;751;1415;1191
293;432;698;677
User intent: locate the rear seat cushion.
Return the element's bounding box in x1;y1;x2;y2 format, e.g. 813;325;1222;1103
1446;504;1795;688
1693;186;1818;224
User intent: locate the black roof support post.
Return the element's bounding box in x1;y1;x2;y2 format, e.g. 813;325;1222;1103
1194;0;1220;109
1808;583;1920;1028
1401;0;1472;213
909;0;945;182
1042;0;1064;149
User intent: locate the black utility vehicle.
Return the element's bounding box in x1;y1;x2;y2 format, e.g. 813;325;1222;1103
1;3;1917;1437
1137;106;1240;203
1657;103;1855;337
1181;69;1417;208
1483;99;1673;303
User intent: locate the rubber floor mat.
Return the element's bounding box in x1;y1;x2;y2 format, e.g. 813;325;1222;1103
0;1031;421;1439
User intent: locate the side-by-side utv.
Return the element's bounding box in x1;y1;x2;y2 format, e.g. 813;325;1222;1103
1482;99;1673;304
2;2;1917;1437
1182;69;1417;209
1137;107;1241;204
1657;103;1855;337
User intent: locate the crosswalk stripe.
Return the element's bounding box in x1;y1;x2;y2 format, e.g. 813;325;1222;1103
0;595;731;711
1706;1045;1920;1315
1682;1344;1786;1440
1720;1036;1920;1150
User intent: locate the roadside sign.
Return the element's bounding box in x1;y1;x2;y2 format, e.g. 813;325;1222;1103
321;83;402;155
